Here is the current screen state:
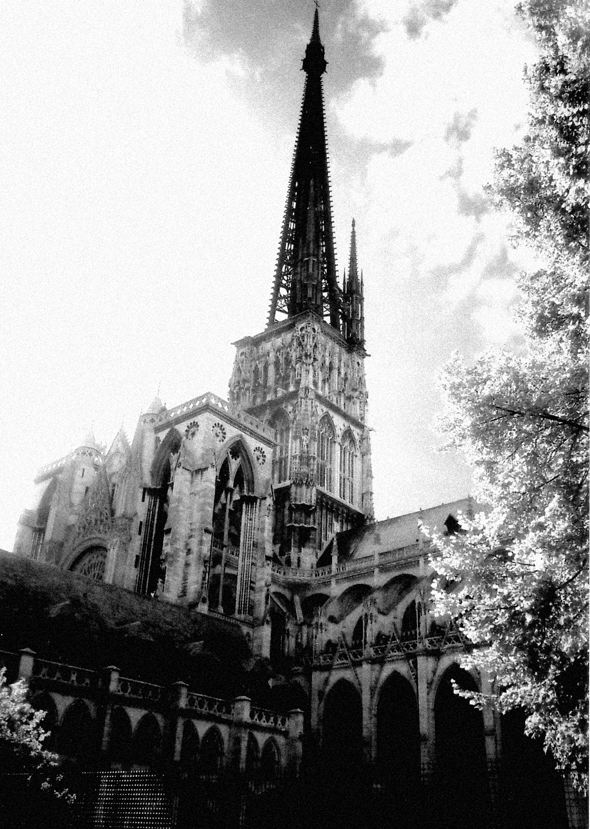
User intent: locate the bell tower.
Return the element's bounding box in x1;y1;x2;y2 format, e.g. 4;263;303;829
229;9;373;569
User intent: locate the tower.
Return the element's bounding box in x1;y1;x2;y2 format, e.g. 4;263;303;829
229;10;373;570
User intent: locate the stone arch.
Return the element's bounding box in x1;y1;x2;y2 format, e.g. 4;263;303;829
209;439;260;616
31;692;58;751
325;583;372;624
321;678;363;770
132;712;162;766
109;706;133;764
498;710;568;829
261;738;281;779
180;719;200;770
375;573;421;619
433;663;489;827
245;732;260;776
200;726;224;774
339;428;357;503
68;544;108;581
136;427;182;596
376;671;420;814
57;698;96;761
151;427;182;486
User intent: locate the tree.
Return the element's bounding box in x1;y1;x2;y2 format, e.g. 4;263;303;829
431;0;589;794
0;668;74;824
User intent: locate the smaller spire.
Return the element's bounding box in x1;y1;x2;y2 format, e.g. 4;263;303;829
348;218;359;290
342;219;365;349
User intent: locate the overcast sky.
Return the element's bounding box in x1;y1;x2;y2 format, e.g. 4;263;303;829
0;0;537;549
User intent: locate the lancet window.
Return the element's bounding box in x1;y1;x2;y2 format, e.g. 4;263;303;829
209;442;258;617
137;429;181;596
270;409;290;483
317;414;335;492
339;431;356;504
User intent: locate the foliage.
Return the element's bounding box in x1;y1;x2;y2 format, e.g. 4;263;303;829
431;0;589;793
0;667;74;821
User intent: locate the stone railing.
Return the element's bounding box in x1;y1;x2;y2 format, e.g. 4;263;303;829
159;392;274;439
313;628;466;667
249;705;289;731
116;676;165;703
185;691;234;720
272;543;425;584
32;656;99;689
35;454;71;480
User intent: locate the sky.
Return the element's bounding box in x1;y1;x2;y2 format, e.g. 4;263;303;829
0;0;538;549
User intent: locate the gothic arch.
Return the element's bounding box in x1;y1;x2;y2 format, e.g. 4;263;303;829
376;671;420;812
215;437;256;494
109;706;133;764
151;427;182;487
261;738;281;779
57;698;96;760
132;713;162;766
376;573;421;617
498;709;568;829
245;732;260;775
180;719;200;769
433;663;489;827
200;726;224;774
325;583;372;624
68;544;108;581
209;439;260;616
321;679;363;771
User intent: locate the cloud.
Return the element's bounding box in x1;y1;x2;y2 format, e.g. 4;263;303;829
402;0;459;40
445;108;478;145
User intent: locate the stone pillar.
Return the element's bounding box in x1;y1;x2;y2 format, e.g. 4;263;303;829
481;672;500;827
171;681;189;762
100;665;120;754
17;648;36;681
287;708;305;775
417;654;435;788
310;670;322;745
230;696;251;773
360;660;374;764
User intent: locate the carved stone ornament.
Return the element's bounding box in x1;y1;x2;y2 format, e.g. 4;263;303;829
253;446;266;466
212;422;227;443
70;547;107;581
185;420;199;439
294;320;319;365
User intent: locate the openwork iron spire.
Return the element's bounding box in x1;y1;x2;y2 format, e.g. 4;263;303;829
267;9;340;330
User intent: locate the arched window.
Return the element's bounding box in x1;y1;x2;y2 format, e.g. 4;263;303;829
109;706;133;764
317;415;335;492
70;546;107;581
209;442;257;617
137;428;182;596
270;409;290;482
261;739;280;780
339;431;356;504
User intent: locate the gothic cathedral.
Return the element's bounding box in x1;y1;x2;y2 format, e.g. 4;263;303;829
10;10;579;829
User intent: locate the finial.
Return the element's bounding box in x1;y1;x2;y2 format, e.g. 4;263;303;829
303;6;327;75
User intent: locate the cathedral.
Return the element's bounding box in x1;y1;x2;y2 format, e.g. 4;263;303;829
7;9;582;829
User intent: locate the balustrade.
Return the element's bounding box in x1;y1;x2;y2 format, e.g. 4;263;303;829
249;705;289;731
32;657;98;689
185;691;234;719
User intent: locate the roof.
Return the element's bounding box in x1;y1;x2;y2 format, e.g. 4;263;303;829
317;497;475;567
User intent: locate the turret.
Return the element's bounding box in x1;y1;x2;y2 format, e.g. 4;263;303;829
342;219;365;348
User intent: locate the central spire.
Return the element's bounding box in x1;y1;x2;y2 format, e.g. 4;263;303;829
267;8;340;330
